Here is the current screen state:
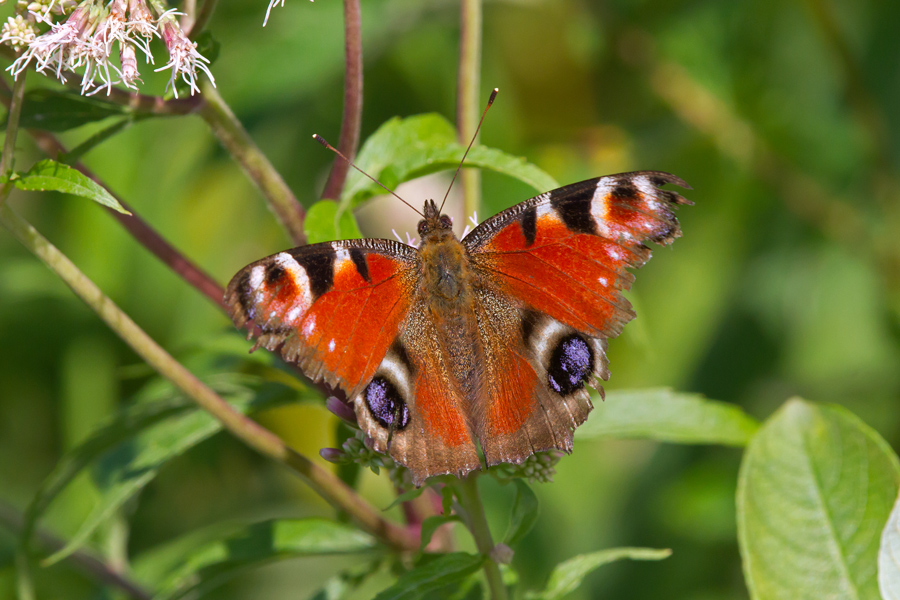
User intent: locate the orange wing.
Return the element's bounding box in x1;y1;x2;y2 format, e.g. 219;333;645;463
465;172;691;467
225;239;418;395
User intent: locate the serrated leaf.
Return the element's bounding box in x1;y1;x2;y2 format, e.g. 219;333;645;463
373;553;485;600
418;515;460;553
3;89;128;132
341;114;557;210
504;480;539;548
575;388;759;446
28;374;297;566
738;399;900;600
305;199;364;244
880;492;900;600
526;547;671;600
155;518;379;600
15;160;130;214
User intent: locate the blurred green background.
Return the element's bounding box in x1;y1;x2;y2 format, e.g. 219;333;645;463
2;0;899;598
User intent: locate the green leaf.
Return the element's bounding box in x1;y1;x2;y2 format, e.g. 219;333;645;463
526;547;671;600
737;399;900;600
503;480;539;547
28;374;297;566
383;486;427;511
418;515;460;553
880;492;900;600
155;518;379;600
575;388;759;446
341;114;558;210
15;160;131;214
3;89;128;132
373;552;485;600
305;199;364;244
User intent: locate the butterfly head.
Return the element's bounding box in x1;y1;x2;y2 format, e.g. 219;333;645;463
417;199;455;242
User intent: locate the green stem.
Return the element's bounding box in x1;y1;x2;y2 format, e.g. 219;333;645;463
455;476;508;600
321;0;363;201
198;81;307;245
457;0;482;218
1;71;27;189
0;204;417;553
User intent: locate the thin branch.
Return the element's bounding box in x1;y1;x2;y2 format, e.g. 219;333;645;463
0;500;153;600
457;0;483;217
321;0;364;201
22;127;227;309
188;0;220;39
198;81;307;245
454;477;507;600
1;71;26;183
0;204;418;552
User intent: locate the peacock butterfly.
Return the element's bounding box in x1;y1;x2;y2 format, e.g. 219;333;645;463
225;170;691;486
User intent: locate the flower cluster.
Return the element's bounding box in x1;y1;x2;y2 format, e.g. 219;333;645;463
2;0;214;97
492;450;565;484
321;430;413;489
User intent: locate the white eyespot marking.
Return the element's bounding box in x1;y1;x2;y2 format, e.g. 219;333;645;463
271;252;313;323
269;311;276;319
328;338;336;352
535;202;553;220
598;276;608;286
377;352;413;401
591;179;614;234
302;314;316;337
634;175;658;200
249;265;265;290
607;246;624;261
334;246;351;266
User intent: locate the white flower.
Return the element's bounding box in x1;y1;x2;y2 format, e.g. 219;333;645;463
155;13;214;98
0;15;38;52
263;0;313;27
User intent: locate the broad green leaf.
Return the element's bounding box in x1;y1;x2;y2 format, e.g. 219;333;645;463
15;160;130;214
155;518;379;600
341;114;558;210
738;399;900;600
28;374;297;566
575;388;759;446
419;515;460;553
4;89;128;132
373;552;485;600
880;492;900;600
503;480;539;547
305;199;364;244
526;547;671;600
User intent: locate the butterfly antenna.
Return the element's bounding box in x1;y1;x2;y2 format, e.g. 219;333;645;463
439;88;499;213
313;134;424;217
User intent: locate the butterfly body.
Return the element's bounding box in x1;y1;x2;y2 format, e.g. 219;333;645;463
226;171;691;485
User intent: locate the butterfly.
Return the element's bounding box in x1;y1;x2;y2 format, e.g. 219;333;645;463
225;171;691;486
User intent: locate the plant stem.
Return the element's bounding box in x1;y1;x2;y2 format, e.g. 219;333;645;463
0;204;417;552
21;127;227;309
1;71;26;185
0;500;153;600
321;0;363;201
198;81;307;244
457;0;482;218
188;0;219;38
455;476;507;600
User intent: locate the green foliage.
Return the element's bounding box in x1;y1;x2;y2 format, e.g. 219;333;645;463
525;548;672;600
737;399;900;599
153;518;379;600
503;480;539;548
880;495;900;599
341;114;558;209
13;160;130;214
575;388;759;446
304;199;363;244
373;553;485;600
1;89;128;132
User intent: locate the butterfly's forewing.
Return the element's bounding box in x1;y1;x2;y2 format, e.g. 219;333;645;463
225;239;418;395
465;171;691;465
